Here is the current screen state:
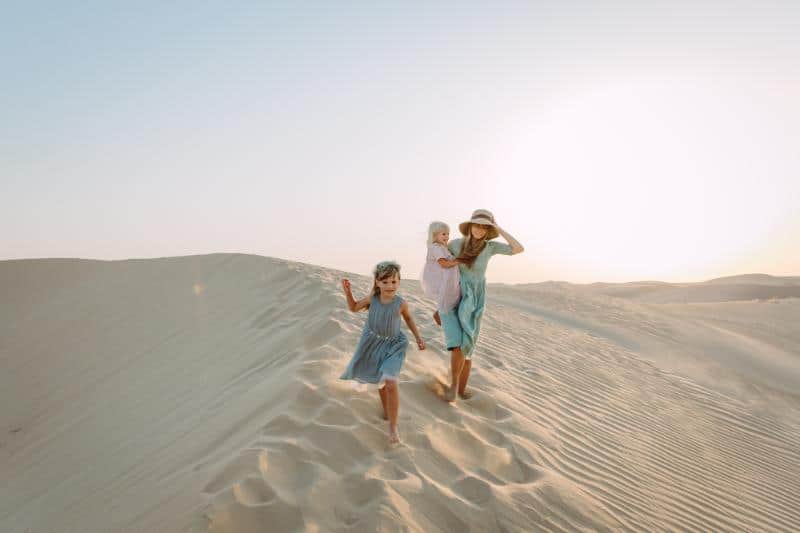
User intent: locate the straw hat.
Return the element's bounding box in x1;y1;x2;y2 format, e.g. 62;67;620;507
459;209;499;240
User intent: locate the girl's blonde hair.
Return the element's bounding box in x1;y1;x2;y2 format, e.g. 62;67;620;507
427;221;450;246
372;261;401;296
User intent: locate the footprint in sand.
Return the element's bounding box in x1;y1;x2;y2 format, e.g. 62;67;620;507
313;402;356;427
333;506;360;527
259;414;306;441
494;405;514;422
343;395;386;423
432;382;514;423
291;381;327;419
464;418;509;447
204;452;308;532
340;473;386;508
257;447;319;500
365;460;410;482
452;475;494;505
303;421;376;473
203;450;261;494
428;423;543;486
207;496;305;533
232;476;277;506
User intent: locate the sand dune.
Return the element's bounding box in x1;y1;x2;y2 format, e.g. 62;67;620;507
705;274;800;286
1;255;799;532
489;282;800;400
580;274;800;303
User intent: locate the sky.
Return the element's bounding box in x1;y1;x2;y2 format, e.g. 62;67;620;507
2;1;799;284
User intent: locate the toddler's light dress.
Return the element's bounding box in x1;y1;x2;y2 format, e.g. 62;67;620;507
420;243;461;313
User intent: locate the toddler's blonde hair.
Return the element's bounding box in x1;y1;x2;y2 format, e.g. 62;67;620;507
427;221;450;246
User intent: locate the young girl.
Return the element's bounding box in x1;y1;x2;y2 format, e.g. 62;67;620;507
420;221;461;326
340;261;425;444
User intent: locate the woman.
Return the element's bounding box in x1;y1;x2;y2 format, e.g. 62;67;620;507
440;209;524;402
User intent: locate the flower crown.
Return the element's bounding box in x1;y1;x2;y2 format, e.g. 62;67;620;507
374;261;401;278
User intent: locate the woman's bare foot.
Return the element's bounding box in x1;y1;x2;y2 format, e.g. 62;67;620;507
458;390;474;400
445;386;457;403
388;425;400;444
433;310;441;326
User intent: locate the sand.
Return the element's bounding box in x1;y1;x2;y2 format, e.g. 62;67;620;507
1;254;799;532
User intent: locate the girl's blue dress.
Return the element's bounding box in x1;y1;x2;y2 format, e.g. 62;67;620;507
340;294;408;384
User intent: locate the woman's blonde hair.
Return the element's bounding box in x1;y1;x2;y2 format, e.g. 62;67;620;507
372;261;401;296
427;221;450;246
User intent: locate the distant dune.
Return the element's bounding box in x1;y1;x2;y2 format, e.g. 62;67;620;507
566;274;800;303
705;273;800;286
2;255;799;532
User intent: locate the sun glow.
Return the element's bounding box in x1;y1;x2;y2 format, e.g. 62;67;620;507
490;78;797;281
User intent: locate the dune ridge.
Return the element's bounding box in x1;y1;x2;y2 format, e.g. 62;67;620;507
573;273;800;303
1;254;799;532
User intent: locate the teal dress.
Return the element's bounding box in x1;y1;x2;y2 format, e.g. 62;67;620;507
341;294;408;384
441;239;513;359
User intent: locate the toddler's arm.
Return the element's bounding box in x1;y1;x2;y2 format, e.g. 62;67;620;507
400;301;425;350
437;258;460;268
341;279;370;312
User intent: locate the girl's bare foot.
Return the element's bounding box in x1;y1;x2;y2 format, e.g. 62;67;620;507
433;310;441;326
458;390;474;400
388;425;400;444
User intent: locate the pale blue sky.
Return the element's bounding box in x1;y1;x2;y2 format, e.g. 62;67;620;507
3;2;799;283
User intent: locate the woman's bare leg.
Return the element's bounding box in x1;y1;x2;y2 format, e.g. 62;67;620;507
384;380;400;443
379;385;389;420
433;310;441;326
447;348;465;402
458;359;473;398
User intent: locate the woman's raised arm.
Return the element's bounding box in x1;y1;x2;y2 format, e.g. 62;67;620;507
496;226;524;255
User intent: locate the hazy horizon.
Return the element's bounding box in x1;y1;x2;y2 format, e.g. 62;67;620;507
4;252;799;287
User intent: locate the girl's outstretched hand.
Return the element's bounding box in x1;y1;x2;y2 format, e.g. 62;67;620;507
417;338;426;350
341;279;352;293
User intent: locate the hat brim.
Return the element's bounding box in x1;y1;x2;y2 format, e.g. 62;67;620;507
459;219;499;240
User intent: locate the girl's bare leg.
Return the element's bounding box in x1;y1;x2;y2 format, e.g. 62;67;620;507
379;385;389;420
433;310;441;326
447;348;465;402
458;359;473;398
384;380;400;443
